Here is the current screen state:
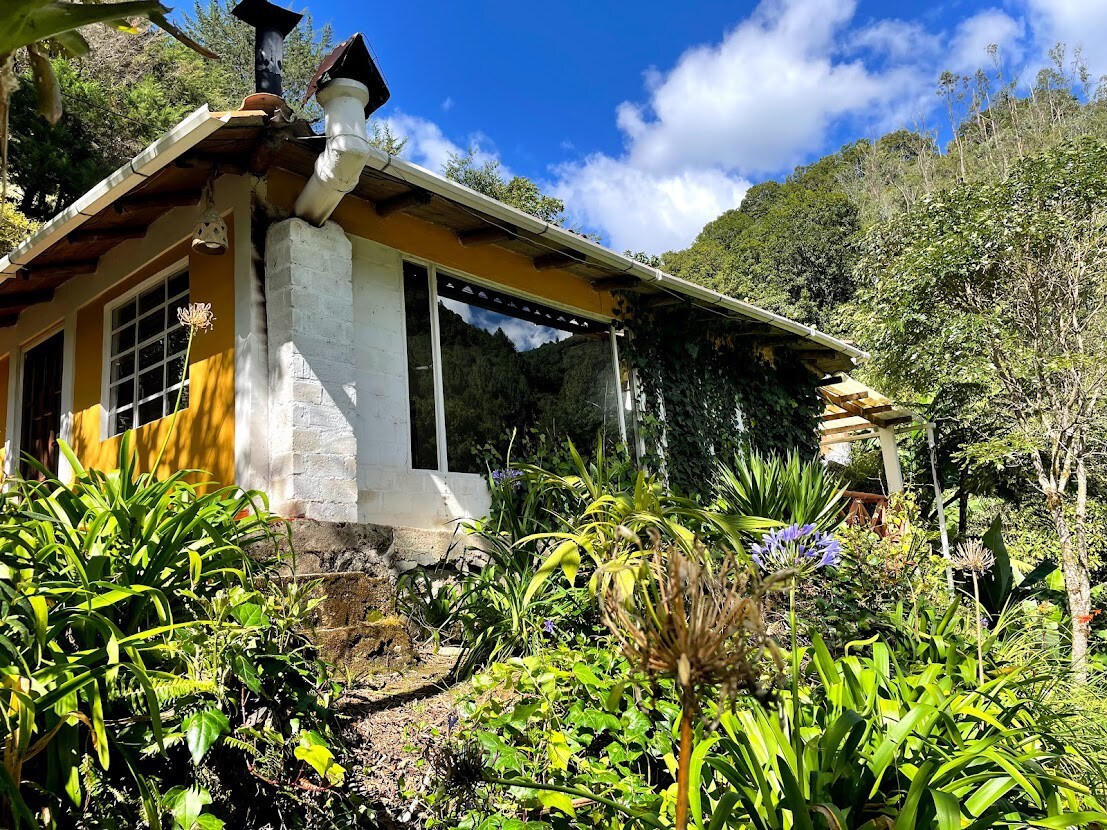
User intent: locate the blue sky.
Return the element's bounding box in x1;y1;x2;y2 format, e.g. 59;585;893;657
307;0;1105;253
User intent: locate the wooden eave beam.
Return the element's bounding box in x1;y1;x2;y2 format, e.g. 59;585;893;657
820;420;873;436
815;374;846;387
0;313;20;328
590;275;641;291
66;227;147;246
115;190;201;214
16;259;99;280
0;288;54;310
457;225;515;246
375;188;432;217
533;251;581;271
643;294;685;308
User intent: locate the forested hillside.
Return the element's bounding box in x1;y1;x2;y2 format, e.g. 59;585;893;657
661;47;1107;337
658;46;1107;662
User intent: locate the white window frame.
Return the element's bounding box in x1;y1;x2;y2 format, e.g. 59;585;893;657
100;258;190;440
400;257;627;474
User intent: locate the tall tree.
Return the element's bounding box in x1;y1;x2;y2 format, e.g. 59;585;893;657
443;150;567;225
860;138;1107;676
171;0;333;118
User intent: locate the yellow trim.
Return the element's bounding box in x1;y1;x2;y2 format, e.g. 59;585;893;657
267;168;616;319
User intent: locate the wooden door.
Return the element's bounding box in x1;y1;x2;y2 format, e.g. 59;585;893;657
19;331;64;479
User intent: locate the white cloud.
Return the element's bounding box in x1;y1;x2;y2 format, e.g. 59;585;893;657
615;0;913;176
553;157;750;253
949;9;1025;73
1023;0;1107;78
441;96;455;112
382;112;503;174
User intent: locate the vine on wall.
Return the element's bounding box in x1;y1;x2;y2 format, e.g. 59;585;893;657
619;298;823;496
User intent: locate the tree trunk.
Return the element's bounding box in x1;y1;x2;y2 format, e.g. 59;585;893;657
1046;488;1091;681
957;466;970;539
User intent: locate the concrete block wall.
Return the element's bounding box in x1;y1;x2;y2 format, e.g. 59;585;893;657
266;219;359;522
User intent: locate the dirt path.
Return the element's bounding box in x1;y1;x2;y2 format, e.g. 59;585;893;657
339;651;466;828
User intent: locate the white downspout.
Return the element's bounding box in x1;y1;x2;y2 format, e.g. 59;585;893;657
294;77;372;226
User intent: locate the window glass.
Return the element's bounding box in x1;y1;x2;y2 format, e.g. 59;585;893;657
435;273;620;473
402;262;439;470
107;271;190;435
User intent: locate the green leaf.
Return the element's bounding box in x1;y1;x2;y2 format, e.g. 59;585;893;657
164;785;211;830
231;602;267;628
184;707;229;766
537;789;576;817
295;730;345;785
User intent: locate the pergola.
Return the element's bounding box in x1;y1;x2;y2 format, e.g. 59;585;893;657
818;375;920;492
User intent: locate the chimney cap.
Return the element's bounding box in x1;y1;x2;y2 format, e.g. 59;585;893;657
232;0;303;38
305;34;390;117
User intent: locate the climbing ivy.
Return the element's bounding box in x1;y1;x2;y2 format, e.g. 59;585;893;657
619;298;822;497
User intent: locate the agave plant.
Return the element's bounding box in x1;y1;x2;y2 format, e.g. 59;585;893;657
715;450;847;535
0;433;285;825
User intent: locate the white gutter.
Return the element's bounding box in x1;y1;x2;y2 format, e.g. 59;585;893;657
293;78;372;226
354;147;869;365
0;105;233;284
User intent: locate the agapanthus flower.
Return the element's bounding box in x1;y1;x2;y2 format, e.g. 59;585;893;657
490;468;524;489
750;523;841;579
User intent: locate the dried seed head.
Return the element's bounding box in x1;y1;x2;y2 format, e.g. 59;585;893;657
177;302;216;334
952;538;995;574
601;530;783;716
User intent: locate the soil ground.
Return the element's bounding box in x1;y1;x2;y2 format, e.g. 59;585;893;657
338;651;466;828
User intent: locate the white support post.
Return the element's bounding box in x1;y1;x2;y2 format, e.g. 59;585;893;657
927;423;955;594
877;425;904;494
265;218;358;522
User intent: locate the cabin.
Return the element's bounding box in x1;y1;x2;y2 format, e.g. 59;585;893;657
0;1;870;568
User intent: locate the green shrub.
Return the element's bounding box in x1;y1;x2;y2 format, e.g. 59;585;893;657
0;437;352;829
428;645;677;829
700;633;1106;829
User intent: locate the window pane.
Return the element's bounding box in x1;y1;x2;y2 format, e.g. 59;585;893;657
111;379;135;409
138;397;162;425
113;300;137;328
166;324;188;357
436;277;620;474
138;368;162;401
138;283;164;314
167;271;188;299
110;352;134;383
402;262;438;470
137;308;164;344
112;324;135;354
113;407;133;436
165;354;187;388
139;337;164;369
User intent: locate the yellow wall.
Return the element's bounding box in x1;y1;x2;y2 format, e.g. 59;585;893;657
69;229;236;485
267;169;616;319
0;354;8;470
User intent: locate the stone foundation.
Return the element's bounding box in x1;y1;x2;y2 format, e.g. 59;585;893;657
262;518;479;677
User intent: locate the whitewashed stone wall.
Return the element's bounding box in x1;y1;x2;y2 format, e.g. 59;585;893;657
266;219;359;522
263;222;490;530
349;236;491;528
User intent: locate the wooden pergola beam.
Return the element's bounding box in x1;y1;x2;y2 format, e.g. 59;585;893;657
67;227;146;246
375;188;432;217
456;225;515;246
16;259;99;281
533;251;580;271
820;420;873;436
0;288;54;310
115;190;201;214
590;275;641;291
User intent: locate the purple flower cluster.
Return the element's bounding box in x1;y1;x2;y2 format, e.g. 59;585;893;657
750;523;842;577
490;468;524;489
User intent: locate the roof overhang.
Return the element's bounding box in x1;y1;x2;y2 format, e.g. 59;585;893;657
0;105;871;374
818;375;922;446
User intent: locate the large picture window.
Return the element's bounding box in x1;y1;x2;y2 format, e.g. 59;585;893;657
402;264;625;474
106;269;190;436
